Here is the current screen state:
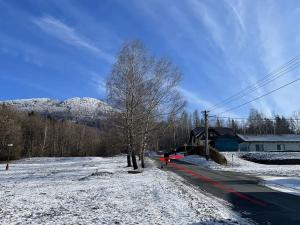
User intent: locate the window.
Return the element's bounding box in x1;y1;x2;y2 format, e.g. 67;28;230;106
255;144;264;151
277;144;285;151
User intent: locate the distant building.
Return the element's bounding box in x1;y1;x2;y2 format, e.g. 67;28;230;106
189;127;239;151
237;134;300;152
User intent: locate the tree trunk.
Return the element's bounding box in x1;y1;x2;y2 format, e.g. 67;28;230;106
140;141;146;168
41;123;47;155
141;153;145;168
131;151;138;170
140;118;150;168
127;152;132;167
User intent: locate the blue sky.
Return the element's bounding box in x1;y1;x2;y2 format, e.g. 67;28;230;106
1;0;300;117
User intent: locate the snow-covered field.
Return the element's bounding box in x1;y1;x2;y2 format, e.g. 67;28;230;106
0;156;251;225
179;153;300;196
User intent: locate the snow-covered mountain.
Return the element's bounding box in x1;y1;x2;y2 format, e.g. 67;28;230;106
0;97;112;122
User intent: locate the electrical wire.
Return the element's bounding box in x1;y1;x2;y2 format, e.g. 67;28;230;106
209;115;300;121
217;76;300;115
210;62;300;111
209;55;300;111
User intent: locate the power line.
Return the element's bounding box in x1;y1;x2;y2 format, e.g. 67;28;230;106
209;115;300;121
217;76;300;115
209;55;300;111
209;55;300;110
210;62;300;112
209;115;259;120
210;62;300;111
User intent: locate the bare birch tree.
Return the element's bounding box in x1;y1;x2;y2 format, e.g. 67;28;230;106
138;58;185;167
106;40;185;169
107;41;150;169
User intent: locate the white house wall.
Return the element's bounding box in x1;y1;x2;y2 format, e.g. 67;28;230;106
239;142;300;151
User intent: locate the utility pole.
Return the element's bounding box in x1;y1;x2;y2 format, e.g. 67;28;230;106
203;110;209;160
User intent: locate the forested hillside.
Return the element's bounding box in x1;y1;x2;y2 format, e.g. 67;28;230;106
0;104;120;161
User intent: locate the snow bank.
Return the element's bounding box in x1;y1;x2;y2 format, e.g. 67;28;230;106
260;176;300;196
0;156;251;225
241;152;300;161
241;152;300;164
179;154;219;168
217;152;300;177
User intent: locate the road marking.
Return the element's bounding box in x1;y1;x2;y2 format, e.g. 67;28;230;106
169;162;267;207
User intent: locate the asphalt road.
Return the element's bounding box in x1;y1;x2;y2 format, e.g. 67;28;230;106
156;158;300;225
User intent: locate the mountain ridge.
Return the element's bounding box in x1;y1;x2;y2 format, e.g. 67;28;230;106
0;97;112;123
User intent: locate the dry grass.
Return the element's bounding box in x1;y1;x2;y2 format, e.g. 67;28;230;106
192;145;227;165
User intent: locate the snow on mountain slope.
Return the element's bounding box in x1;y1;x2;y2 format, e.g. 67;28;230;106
61;97;112;117
2;98;61;113
0;97;112;121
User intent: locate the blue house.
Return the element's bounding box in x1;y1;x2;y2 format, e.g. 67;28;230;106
189;127;239;151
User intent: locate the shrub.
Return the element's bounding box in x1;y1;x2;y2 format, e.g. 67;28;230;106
191;145;227;165
209;147;227;165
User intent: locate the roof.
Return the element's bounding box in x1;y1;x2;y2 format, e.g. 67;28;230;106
213;127;235;136
191;127;235;138
237;134;300;142
191;127;205;138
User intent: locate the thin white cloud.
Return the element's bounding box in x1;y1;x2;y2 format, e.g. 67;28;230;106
185;0;300;117
0;33;45;67
224;0;246;33
0;75;57;97
178;87;241;118
254;0;300;116
178;87;212;109
89;72;106;94
189;1;225;51
33;16;114;63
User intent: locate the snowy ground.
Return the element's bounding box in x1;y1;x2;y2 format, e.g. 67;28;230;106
0;156;251;225
240;152;300;161
260;176;300;197
214;152;300;177
179;153;300;196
